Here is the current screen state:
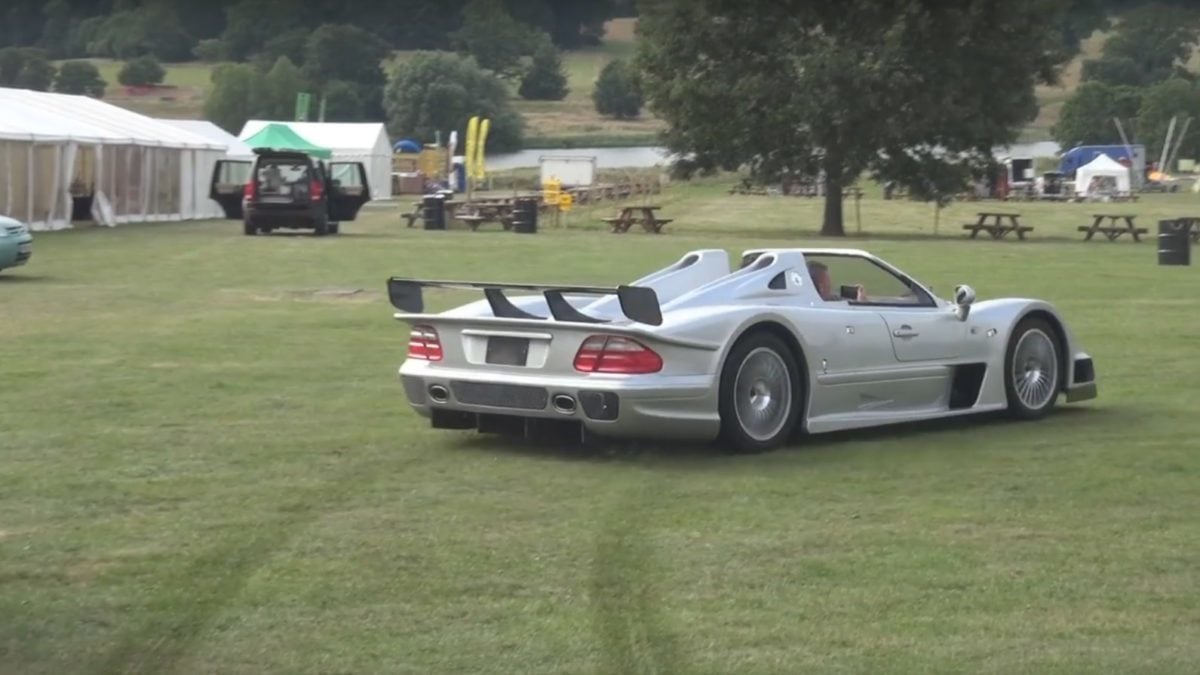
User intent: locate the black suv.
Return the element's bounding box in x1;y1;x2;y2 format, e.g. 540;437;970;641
210;149;370;236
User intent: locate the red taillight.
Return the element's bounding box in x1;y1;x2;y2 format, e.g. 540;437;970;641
310;179;323;200
243;180;256;199
573;335;662;374
408;324;442;361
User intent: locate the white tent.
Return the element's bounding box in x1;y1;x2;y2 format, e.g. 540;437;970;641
0;87;226;231
239;120;392;200
161;119;255;160
1074;153;1132;197
157;119;256;219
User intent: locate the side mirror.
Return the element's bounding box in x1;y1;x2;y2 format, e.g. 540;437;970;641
953;284;976;321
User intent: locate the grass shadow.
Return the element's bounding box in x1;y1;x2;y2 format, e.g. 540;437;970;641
0;273;54;283
442;403;1108;466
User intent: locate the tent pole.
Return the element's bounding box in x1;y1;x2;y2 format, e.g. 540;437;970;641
1166;116;1192;173
1160;115;1177;173
1113;117;1138;189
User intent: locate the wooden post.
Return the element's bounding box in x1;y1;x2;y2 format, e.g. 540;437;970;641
855;190;862;233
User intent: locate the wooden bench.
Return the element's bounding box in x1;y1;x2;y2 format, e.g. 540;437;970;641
1078;213;1146;242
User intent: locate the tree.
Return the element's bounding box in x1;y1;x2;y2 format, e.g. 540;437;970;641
1083;2;1200;87
518;37;568;100
263;56;308;121
204;63;267;134
0;47;55;91
218;0;301;62
1137;78;1200;162
256;27;311;70
451;0;535;78
384;51;524;153
193;39;224;63
636;0;1069;236
117;55;165;86
1053;81;1143;148
85;6;195;62
320;80;363;122
593;58;641;118
54;60;107;97
303;24;390;118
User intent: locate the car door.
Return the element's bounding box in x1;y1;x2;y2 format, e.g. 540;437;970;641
879;307;966;362
209;159;252;219
327;162;371;221
803;252;956;418
801;306;900;421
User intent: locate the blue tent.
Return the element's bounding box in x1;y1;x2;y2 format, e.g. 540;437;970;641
394;138;421;153
1059;144;1144;176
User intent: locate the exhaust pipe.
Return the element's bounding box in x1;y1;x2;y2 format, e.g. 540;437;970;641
428;384;449;403
552;394;577;414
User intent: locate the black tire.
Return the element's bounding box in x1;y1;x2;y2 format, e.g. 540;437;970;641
313;217;329;236
717;331;803;453
329;221;340;234
243;220;257;236
1004;317;1061;420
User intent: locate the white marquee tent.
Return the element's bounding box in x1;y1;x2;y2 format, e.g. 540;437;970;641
1074;153;1132;197
158;119;255;220
0;87;227;231
239;120;393;200
161;119;255;160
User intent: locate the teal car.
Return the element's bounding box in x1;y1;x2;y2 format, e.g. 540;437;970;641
0;215;33;272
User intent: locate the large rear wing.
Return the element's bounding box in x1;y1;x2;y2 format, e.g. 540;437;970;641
386;278;663;326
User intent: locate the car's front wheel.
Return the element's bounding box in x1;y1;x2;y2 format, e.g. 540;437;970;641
717;332;803;453
1004;317;1061;419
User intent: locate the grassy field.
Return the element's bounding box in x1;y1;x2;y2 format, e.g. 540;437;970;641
3;179;1199;673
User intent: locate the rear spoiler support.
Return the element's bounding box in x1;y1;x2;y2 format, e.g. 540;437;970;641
387;278;662;326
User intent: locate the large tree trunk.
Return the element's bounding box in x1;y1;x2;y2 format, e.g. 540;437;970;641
820;168;845;237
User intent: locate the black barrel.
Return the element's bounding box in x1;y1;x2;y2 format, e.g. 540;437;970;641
510;197;538;234
422;194;446;230
1157;219;1191;266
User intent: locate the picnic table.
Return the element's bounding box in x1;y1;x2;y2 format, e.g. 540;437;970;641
1173;217;1200;242
1077;213;1147;242
601;205;673;234
962;212;1034;240
456;202;515;231
403;199;463;227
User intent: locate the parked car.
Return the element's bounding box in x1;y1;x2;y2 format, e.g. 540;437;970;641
386;248;1098;453
0;215;33;272
209;149;371;236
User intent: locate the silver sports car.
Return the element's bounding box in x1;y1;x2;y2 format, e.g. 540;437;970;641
388;248;1097;452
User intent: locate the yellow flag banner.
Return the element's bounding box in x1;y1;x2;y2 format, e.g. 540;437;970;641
465;116;480;181
474;118;490;180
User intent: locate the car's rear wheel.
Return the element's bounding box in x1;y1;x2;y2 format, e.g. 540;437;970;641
1004;317;1061;419
329;221;340;234
314;217;329;236
243;220;257;236
718;332;802;453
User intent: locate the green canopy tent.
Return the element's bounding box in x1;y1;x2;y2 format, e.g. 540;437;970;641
242;122;332;159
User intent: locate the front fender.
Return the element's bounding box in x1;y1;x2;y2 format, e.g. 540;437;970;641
967;298;1095;395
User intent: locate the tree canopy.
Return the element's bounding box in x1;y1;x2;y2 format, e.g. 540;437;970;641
636;0;1070;236
383;51;525;152
0;0;623;61
1081;2;1200;87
